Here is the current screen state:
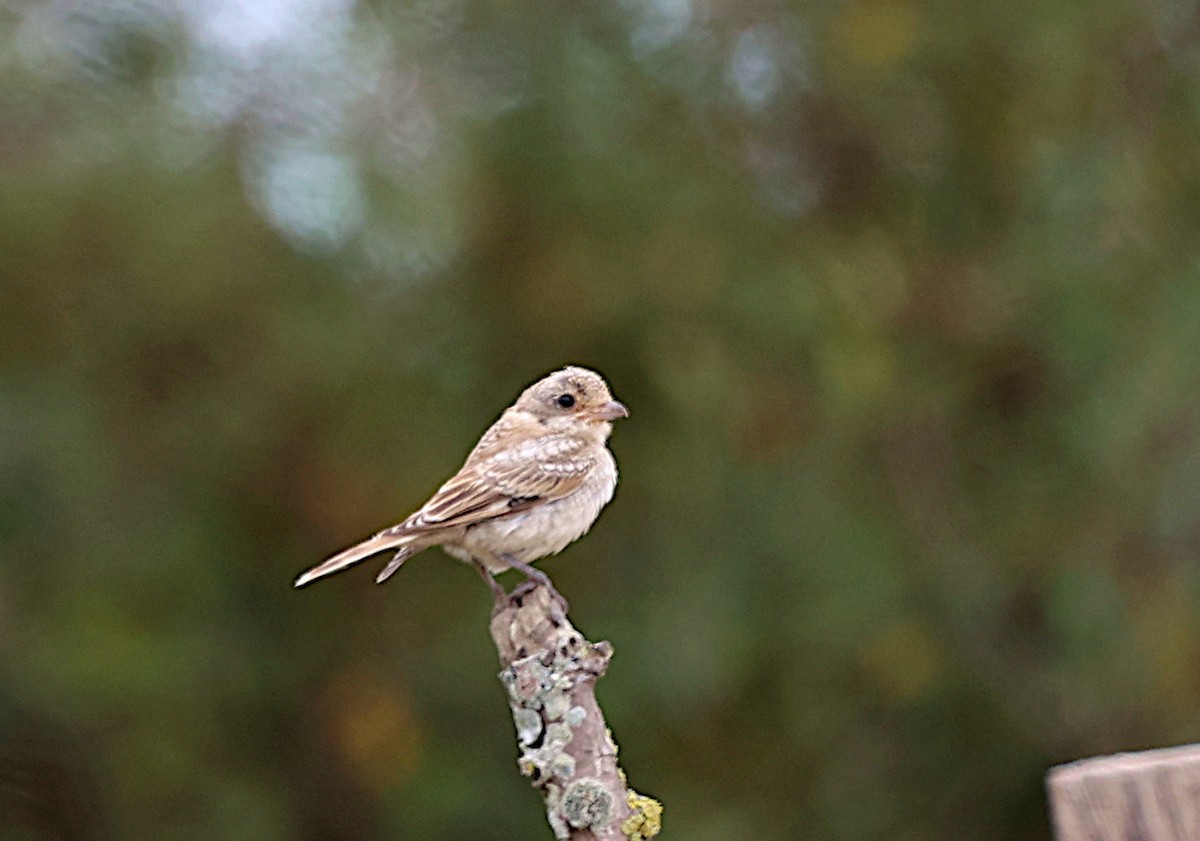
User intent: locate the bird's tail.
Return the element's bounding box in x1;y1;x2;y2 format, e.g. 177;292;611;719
295;532;415;588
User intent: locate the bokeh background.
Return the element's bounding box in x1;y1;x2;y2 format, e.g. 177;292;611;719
4;0;1200;839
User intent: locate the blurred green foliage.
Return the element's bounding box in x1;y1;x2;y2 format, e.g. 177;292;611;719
3;0;1200;839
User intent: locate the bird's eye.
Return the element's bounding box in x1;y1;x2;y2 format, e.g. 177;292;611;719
556;394;576;409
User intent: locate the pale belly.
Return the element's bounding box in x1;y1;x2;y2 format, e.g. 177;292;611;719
442;451;617;572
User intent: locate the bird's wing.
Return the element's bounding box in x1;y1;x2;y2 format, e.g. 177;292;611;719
388;434;594;534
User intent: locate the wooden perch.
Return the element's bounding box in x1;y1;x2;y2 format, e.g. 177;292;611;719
1047;744;1200;841
489;585;662;841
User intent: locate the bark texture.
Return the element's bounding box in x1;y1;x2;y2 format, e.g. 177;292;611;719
490;586;662;841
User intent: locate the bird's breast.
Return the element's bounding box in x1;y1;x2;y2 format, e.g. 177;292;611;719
452;448;617;570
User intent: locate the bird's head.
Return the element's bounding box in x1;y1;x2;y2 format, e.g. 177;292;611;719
514;366;629;436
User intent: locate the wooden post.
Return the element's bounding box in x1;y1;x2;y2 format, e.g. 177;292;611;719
1047;745;1200;841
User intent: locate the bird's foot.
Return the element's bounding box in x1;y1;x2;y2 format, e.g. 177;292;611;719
499;555;569;615
471;559;510;610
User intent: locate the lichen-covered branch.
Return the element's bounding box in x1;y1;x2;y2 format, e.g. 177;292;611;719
490;586;662;841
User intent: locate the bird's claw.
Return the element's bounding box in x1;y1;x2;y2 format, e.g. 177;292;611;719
507;578;570;615
496;554;569;615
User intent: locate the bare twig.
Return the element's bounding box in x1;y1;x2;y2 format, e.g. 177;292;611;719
490;586;662;841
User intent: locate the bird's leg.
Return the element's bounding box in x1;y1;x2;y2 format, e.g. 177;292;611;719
471;558;509;605
499;554;569;614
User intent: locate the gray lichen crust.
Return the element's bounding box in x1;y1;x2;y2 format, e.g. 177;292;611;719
490;586;661;841
563;778;614;829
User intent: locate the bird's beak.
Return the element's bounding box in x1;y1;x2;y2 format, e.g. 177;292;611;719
590;400;629;422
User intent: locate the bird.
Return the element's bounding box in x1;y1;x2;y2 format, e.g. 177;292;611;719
294;366;628;609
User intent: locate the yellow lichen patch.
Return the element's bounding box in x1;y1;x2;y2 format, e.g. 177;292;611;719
621;788;663;840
